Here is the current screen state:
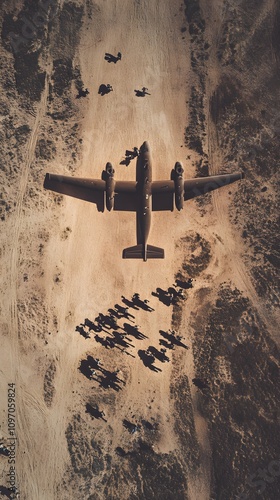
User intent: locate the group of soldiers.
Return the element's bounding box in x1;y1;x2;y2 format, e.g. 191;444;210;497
77;279;194;437
76;51;150;100
152;286;186;306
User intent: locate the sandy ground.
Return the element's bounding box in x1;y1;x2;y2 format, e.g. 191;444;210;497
0;1;279;499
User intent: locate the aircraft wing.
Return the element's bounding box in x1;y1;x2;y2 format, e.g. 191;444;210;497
151;181;174;211
44;173;106;211
151;172;243;211
184;172;244;200
44;174;138;212
114;181;137;211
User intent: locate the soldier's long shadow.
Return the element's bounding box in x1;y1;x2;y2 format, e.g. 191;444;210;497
148;345;170;363
79;359;94;379
123;419;140;434
94;334;114;349
175;277;193;289
98;374;122;392
121;295;140;310
75;324;90;339
159;338;174;350
123;322;148;340
159;330;188;349
84;318;102;332
151;288;172;306
86;403;107;421
138;349;162;372
107;332;135;354
115;303;135;318
131;293;154;311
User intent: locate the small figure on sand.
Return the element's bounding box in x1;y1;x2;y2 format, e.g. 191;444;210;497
120;146;139;166
104;51;122;63
76;88;89;99
134;87;151;97
98;83;113;96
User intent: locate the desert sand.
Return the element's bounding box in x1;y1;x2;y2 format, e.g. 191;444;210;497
0;1;279;499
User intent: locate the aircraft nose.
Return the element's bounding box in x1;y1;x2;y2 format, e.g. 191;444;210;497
141;141;149;153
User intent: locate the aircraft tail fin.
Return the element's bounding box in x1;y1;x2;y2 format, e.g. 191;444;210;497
122;244;164;260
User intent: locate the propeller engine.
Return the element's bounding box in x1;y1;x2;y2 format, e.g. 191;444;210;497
173;162;184;210
105;162;115;211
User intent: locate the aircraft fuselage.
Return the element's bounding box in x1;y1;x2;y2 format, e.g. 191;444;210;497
136;142;152;259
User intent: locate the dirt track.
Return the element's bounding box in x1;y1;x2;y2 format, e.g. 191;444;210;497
0;1;279;499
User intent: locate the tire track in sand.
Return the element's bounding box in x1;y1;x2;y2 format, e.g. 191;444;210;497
208;97;279;340
7;76;50;498
9;76;49;345
203;0;279;340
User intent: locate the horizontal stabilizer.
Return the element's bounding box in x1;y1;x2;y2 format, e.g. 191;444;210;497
123;244;143;259
122;244;164;260
146;245;165;259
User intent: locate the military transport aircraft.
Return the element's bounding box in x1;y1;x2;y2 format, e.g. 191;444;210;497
44;141;244;261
